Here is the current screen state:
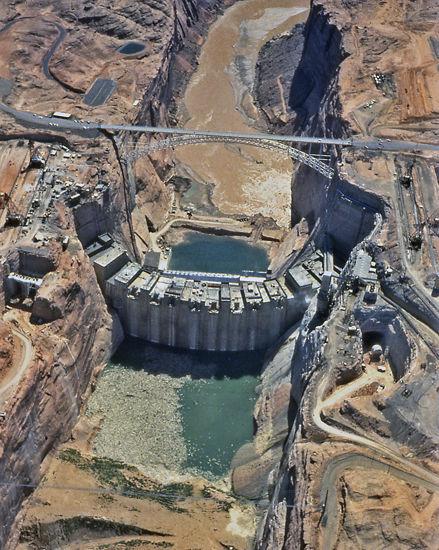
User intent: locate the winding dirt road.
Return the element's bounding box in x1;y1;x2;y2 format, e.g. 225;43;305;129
0;324;32;406
313;370;439;548
313;372;439;485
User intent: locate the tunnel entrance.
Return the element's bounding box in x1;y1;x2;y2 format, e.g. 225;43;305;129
362;330;384;352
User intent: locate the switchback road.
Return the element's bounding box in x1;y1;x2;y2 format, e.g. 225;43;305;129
0;325;32;406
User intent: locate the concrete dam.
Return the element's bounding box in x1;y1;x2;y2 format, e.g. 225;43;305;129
86;233;331;351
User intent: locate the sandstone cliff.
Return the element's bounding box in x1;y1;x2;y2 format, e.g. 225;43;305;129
251;0;439;547
0;239;119;549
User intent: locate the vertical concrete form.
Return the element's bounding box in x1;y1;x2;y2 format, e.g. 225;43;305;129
91;238;325;351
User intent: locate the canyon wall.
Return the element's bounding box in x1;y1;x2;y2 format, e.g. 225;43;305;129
1;1;231;546
255;3;348;135
233;1;379;518
125;0;234;243
252;0;439;546
0;238;119;548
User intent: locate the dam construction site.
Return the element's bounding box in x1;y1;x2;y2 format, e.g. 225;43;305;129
0;0;439;548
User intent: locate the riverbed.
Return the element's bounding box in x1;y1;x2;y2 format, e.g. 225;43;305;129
175;0;308;227
86;338;264;481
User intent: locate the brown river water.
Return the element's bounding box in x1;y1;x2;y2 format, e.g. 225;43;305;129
176;0;309;227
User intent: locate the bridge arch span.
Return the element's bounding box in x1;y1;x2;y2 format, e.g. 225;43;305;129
125;135;334;179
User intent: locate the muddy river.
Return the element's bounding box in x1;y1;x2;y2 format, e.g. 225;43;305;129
176;0;308;227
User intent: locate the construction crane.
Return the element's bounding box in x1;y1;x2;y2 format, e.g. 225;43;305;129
399;160;414;188
401;161;423;249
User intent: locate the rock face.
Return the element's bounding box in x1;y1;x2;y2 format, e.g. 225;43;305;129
286;3;348;134
0;0;234;546
231;331;298;501
0;321;14;378
32;278;83;323
251;0;439;547
384;371;439;460
255;5;348;135
255;23;306;125
0;245;117;549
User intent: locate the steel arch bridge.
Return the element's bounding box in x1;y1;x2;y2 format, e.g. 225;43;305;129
125;135;335;179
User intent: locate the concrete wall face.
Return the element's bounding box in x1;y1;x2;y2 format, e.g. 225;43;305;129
18;248;56;277
73;202;111;246
119;288;302;351
90;238;322;351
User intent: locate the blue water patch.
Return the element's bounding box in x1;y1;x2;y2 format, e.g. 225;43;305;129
109;338;263;479
179;356;261;479
118;41;146;55
169;232;268;274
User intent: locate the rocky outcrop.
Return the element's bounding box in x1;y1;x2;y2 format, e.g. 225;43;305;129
32;279;82;323
384;370;439;459
255;24;305;126
0;242;121;549
231;331;298;501
254;4;349;135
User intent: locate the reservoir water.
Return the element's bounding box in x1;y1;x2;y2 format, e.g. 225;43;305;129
118;41;145;55
87;338;263;480
169;231;268;274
